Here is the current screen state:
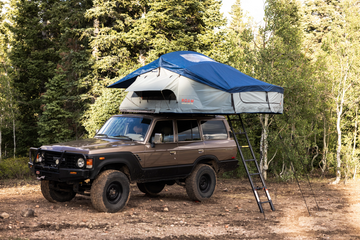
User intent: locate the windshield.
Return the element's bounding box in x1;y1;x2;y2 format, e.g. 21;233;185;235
96;116;152;141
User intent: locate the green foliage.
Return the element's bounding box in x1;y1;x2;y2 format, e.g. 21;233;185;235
37;0;93;145
82;0;227;134
0;157;32;179
82;88;127;137
6;0;61;153
0;0;359;183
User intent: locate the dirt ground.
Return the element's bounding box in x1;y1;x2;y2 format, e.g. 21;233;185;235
0;177;360;240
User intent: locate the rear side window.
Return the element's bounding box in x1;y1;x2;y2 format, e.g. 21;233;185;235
200;120;228;140
177;120;200;141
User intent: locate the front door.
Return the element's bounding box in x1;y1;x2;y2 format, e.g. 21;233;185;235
143;120;178;179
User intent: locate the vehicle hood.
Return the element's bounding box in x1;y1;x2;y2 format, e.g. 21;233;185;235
40;138;138;154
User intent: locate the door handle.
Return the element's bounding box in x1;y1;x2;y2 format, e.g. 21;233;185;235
198;149;204;153
170;151;176;155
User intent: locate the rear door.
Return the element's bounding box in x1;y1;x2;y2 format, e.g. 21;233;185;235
201;120;236;160
176;119;205;166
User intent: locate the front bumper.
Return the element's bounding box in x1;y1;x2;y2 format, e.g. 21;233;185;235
29;162;90;182
29;147;91;182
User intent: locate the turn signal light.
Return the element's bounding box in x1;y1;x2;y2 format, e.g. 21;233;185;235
86;159;93;169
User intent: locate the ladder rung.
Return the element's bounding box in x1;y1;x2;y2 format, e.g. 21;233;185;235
240;145;249;148
255;187;264;190
260;200;271;204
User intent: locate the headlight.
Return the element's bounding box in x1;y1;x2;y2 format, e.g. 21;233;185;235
77;158;85;168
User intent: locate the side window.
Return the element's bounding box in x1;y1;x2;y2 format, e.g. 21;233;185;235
201;120;228;140
177;120;200;141
150;120;174;143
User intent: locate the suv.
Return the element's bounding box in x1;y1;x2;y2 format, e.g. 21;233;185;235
29;114;238;212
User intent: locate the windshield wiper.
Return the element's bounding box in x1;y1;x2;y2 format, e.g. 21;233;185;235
112;135;133;141
95;133;108;138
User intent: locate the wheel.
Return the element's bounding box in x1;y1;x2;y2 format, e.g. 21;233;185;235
90;170;130;213
137;182;165;196
41;180;76;203
185;164;217;201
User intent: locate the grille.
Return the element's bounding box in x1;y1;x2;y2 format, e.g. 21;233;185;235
41;151;84;169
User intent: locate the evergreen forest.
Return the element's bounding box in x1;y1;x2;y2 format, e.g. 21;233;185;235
0;0;359;184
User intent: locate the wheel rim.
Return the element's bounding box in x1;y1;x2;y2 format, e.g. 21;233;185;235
106;182;123;204
199;174;211;193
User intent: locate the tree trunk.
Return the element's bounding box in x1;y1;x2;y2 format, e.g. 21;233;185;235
0;116;2;160
259;114;269;180
13;118;16;158
333;100;343;184
92;18;99;58
320;116;328;177
4;63;16;158
333;78;348;184
352;107;358;180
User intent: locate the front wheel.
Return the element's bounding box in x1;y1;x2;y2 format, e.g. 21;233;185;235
41;180;76;203
185;164;217;201
137;182;165;197
90;170;130;213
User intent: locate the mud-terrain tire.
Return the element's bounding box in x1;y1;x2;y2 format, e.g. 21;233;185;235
185;164;217;201
90;170;130;213
137;182;165;196
41;180;76;203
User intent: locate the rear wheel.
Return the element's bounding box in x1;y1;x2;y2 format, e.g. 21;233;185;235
137;182;165;197
185;164;217;201
41;180;76;203
91;170;130;213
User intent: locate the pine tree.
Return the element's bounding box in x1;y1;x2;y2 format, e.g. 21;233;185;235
226;0;255;75
6;0;60;154
82;0;227;136
37;0;93;144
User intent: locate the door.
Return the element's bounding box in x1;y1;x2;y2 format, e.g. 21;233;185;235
144;120;178;168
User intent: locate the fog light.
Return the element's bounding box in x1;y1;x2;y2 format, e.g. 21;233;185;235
77;158;85;168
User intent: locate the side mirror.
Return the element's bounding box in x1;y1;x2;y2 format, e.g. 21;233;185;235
154;133;163;143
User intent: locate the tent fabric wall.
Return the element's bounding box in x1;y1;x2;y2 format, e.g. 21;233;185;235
108;51;284;114
119;68;283;114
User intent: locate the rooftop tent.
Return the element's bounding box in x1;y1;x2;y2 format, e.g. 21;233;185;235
108;51;284;114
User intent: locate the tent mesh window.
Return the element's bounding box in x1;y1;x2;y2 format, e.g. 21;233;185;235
133;90;176;100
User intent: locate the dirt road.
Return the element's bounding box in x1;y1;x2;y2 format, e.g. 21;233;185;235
0;178;360;239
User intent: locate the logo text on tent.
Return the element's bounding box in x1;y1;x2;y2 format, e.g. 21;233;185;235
181;99;194;104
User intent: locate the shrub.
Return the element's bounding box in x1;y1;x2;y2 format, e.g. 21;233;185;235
0;157;33;179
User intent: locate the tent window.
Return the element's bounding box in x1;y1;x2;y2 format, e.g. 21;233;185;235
133;90;176;100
